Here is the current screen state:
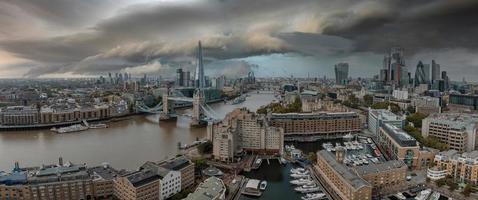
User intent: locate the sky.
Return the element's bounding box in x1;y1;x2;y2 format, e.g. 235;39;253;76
0;0;478;80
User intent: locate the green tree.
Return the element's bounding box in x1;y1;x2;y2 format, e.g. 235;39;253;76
307;152;317;163
363;94;373;107
406;112;428;128
371;101;401;113
197;141;213;154
194;158;208;171
463;184;472;197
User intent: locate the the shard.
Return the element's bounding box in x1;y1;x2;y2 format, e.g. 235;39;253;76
195;41;205;88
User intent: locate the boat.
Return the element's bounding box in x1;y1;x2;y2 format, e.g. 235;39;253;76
89;123;108;129
291;173;310;178
290;178;314;185
232;95;246;104
255;158;262;165
280;157;288;165
290;168;305;174
259;181;267;190
343;133;353;140
374;149;382;157
415;189;431;200
395;192;406;200
295;184;321;193
301;193;326;200
52;124;89;133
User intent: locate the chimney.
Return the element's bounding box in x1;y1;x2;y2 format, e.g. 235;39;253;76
336;146;345;164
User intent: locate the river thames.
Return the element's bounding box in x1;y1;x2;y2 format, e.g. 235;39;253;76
0;91;276;171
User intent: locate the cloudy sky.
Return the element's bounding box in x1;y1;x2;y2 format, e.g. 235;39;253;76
0;0;477;80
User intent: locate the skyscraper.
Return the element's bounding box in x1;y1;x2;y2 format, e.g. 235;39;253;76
176;68;184;87
414;61;428;86
195;41;205;88
334;62;349;85
431;60;441;82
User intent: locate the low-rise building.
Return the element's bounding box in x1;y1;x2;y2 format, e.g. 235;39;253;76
315;150;372;200
0;106;39;126
411;96;441;115
432;150;478;184
269;112;361;138
184;176;225;200
158;156;195;190
378;123;437;169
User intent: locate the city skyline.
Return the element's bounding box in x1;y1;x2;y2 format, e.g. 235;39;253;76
0;0;477;80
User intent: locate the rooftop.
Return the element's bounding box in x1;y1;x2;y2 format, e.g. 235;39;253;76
381;123;417;147
318;150;370;190
354;160;406;176
426;113;478;129
369;109;403;121
158;156;192;171
184;177;225;200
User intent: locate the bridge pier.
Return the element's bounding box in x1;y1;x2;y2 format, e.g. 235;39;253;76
190;89;207;127
159;91;177;121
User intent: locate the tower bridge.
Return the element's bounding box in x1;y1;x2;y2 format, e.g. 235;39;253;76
136;89;220;126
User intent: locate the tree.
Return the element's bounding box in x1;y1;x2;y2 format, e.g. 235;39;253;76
307;152;317;163
436;178;446;187
194;158;208;171
371;101;401;113
363;94;373;107
197;141;213;154
448;182;458;192
463;184;472;197
406;112;428;128
406;106;416;114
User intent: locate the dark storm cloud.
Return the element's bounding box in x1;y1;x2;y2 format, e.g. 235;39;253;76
0;0;477;78
321;0;478;54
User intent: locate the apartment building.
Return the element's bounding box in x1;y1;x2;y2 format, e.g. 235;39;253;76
432;150;478;184
353;160;407;196
158;156;195;190
210;108;284;162
422;113;478;152
0;106;39;126
184;177;226;200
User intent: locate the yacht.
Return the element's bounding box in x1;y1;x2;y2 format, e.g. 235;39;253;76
290;178;314;185
51;124;89;133
291;173;310;179
259;181;267;190
89;123;108;129
290;168;305;174
295;184;321;193
301;193;326;200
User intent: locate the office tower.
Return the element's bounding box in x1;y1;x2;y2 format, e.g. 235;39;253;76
108;73;112;84
176;68;184;87
195;41;205;88
185;71;190;87
414;61;427;86
442;71;449;91
431;60;440;82
123;73;128;81
334;62;349;85
379;69;388;82
382;55;391;81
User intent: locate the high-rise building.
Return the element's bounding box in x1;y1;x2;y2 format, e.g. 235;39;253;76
441;71;449;91
431;60;441;83
184;71;190;87
430;150;478;184
194;41;205;88
414;61;429;86
176;68;184;87
334;62;349;85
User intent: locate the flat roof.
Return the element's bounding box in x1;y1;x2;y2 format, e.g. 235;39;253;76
354;160;406;176
318;150;370;190
184;177;225;200
382;123;417;147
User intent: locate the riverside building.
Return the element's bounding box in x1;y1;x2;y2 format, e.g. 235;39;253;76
368;108;405;136
210;108;284;162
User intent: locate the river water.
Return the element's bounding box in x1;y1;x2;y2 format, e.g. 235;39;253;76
0;91;276;171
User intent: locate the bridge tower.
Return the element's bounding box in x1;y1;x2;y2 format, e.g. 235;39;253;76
159;89;177;121
191;89;205;126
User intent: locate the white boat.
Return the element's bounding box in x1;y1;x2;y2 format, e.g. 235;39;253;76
280;157;287;165
301;193;326;200
415;189;431;200
295;184;321;193
290;178;314;185
259;181;267;190
290;168;305;174
89;123;108;129
52;124;89;133
291;173;310;179
395;193;406;200
255;158;262;165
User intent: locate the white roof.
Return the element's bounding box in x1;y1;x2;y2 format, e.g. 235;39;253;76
245;179;260;189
